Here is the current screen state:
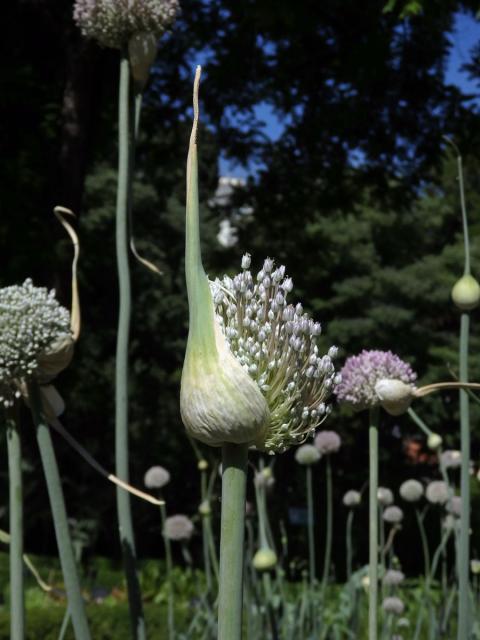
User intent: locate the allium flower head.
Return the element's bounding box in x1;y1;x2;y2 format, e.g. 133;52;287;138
440;450;462;470
335;350;416;412
377;487;394;506
254;467;275;489
180;69;338;454
446;495;461;518
382;569;405;587
399;479;424;503
295;444;321;466
163;514;194;541
382;596;405;615
0;279;71;407
144;465;170;489
426;480;449;505
73;0;179;48
383;505;404;524
343;490;361;507
314;430;341;455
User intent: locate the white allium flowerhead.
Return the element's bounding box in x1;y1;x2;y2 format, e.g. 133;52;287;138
211;256;338;454
426;480;449;505
382;569;405;587
314;430;341;455
383;505;404;524
73;0;179;49
382;597;405;615
343;490;361;508
144;465;170;489
163;514;194;541
0;279;71;408
446;495;461;518
377;487;394;506
440;450;462;470
294;444;321;466
399;479;424;503
254;467;275;489
335;350;416;412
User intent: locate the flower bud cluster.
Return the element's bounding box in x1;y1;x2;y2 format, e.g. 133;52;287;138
0;279;71;407
335;350;416;411
73;0;179;49
211;256;339;454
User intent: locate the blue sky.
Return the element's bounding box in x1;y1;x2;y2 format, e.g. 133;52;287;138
219;11;480;178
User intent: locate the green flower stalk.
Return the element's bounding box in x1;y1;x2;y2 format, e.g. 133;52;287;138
180;67;338;639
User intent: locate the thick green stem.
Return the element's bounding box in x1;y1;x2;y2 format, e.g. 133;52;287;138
458;312;471;639
159;504;174;640
369;407;380;640
6;414;24;640
321;457;333;591
218;443;248;640
306;465;316;588
114;53;145;640
28;382;91;640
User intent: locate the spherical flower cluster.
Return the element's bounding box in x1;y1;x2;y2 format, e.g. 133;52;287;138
0;279;71;408
382;596;405;615
295;444;321;466
314;430;341;455
426;480;449;505
211;256;339;454
144;465;170;489
399;479;424;503
382;569;405;587
254;467;275;489
377;487;394;507
440;450;462;470
163;514;194;541
343;490;361;508
73;0;179;49
446;495;461;518
383;506;404;524
335;350;416;411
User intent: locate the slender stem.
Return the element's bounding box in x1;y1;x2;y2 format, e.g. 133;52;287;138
218;443;248;640
6;412;24;640
369;407;380;640
346;509;354;581
407;407;434;438
321;456;333;592
458;312;471;639
201;470;212;592
416;507;430;578
306;465;316;588
114;52;145;640
28;381;91;640
159;503;174;640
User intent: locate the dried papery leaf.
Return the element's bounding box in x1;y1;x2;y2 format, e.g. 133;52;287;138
54;206;80;340
130;237;163;276
414;382;480;398
0;528;52;592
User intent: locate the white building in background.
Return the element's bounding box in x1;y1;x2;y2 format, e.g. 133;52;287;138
210;176;254;248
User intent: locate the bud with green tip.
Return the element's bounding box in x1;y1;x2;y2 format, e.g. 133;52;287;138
252;547;277;571
451;274;480;311
427;433;442;450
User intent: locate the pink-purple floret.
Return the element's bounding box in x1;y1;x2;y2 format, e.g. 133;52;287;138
335;349;416;411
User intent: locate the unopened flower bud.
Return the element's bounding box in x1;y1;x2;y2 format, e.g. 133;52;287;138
427;433;442;450
451;274;480;311
471;559;480;575
198;459;209;471
198;500;211;516
128;32;157;89
375;378;413;416
252;547;277;571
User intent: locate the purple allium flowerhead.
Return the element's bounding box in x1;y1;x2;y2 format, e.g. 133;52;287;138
314;430;341;455
382;597;405;616
382;569;405;587
144;465;170;489
163;514;194;541
73;0;179;49
335;350;416;412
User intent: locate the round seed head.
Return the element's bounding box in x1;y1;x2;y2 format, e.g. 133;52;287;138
0;279;72;408
163;514;194;541
335;350;416;412
382;597;405;615
399;479;424;503
382;569;405;587
314;430;341;455
73;0;179;49
377;487;394;506
383;505;404;524
343;490;362;508
426;480;449;505
295;444;321;466
144;465;170;489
